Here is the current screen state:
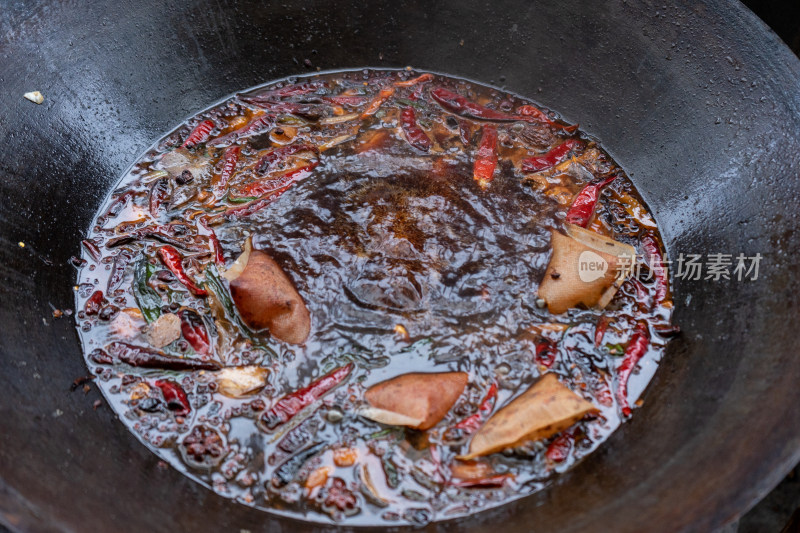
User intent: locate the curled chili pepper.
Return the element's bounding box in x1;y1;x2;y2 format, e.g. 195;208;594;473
157;245;207;296
473;125;498;187
545;431;574;463
212;145;240;198
181;119;215;149
535;339;558;368
521;139;583;173
154;379;191;416
259;363;354;431
81;239;102;263
178;309;211;356
395;72;434;87
97;342;220;371
565;173;617;228
616;321;650;417
451;382;498;434
149;177;171;218
641;233;670;307
230;161;318;200
399;107;432;152
84;290;104;315
361;87;395;118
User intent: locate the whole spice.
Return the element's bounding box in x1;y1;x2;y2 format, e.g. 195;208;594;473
616;321;650;416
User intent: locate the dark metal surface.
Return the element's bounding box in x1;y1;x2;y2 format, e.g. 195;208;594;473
1;1;799;532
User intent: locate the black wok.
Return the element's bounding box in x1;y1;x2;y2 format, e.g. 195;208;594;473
1;1;799;531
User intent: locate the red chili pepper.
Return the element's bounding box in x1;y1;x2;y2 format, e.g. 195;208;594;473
198;217;224;265
237;99;328;118
157;245;207;296
106;223;206;252
432;88;577;132
616;321;650;417
181;119;215;149
521;139;583;173
260;363;353;431
641;233;670;307
210;115;275;146
154;379;191;416
395;72;434;87
149;177;170;218
324;95;368;106
178;309;211;356
361;87;395;118
212;145;240;198
81;239;102;263
593;374;614;407
451;382;498;434
99;191;136;221
517;104;579;132
209;196;277;224
107;249;134;294
230;161;318;200
473;125;498;187
84;290;104;315
399;107;432;152
535;339;558;368
100;342;220;371
594;315;610;347
459;120;474;145
254;144;318;175
625;277;651;308
450;474;513;488
545;432;574;463
565;174;617;227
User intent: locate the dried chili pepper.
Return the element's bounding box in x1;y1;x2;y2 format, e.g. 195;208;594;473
535;339;558;368
148;177;170;218
641;233;670;307
361;87;395;118
473;125;498;187
451;382;498;434
212;145;240;198
625;277;651;308
208;196;276;224
106;223;206;252
459;119;474;146
210;115;274;146
272;442;325;488
264;81;328;99
99;191;136;222
254;144;318;175
154;379;191;416
230;161;318;200
521;139;583;173
259;363;354;431
107;249;134;294
594;315;611;347
84;290;104;315
198;217;224;266
324;95;367;106
399;107;432;152
181;119;215;149
565;173;617;228
545;432;574;463
101;341;220;370
178;309;210;356
81;239;102;263
616;321;650;416
516;104;579;132
157;245;207;296
237;97;327;119
395;72;434;87
450;474;513;488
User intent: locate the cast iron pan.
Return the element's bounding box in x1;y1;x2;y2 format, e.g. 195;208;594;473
1;1;799;531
